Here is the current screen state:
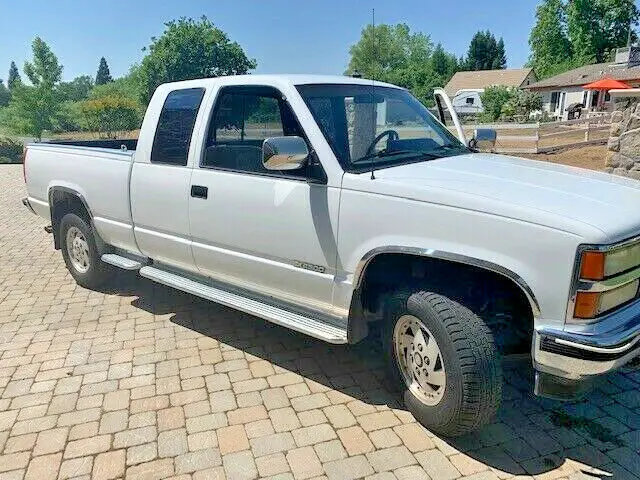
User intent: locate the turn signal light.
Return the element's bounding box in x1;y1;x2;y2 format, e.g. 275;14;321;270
580;251;605;280
574;291;599;318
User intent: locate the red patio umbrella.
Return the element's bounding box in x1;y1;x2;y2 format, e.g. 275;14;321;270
583;78;632;90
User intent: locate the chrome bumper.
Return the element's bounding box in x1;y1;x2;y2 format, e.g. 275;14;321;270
534;300;640;381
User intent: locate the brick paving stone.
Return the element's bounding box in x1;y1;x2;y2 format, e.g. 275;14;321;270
209;390;238;413
250;432;296;457
298;409;329;427
324;404;357;429
33;427;68;456
449;453;490;476
24;452;62;480
270;407;302;432
222;450;258;479
228;405;268;425
63;435;111;458
188;431;218;451
293;423;337;447
323;455;375;480
114;426;157;449
4;433;37;453
286;446;323;480
314;439;348;462
368;428;402;449
93;450;125;480
99;410;129;434
393;423;434;452
337;426;375;455
58;457;93;479
415;450;461;480
394;465;431;480
218;424;250;455
262;388;291;410
366;446;417;472
245;419;275;439
158;406;185;432
125;458;174;480
158;428;188;458
127;442;157;466
256;452;290;477
358;411;401;432
174;448;222;474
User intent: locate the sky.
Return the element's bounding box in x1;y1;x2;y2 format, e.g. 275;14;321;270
1;0;640;82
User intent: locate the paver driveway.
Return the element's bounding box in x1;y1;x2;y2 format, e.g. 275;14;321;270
1;164;639;480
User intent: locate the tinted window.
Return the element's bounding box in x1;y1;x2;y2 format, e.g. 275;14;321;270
151;88;205;165
202;86;305;177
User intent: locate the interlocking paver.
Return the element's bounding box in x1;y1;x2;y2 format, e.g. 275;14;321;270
1;166;639;480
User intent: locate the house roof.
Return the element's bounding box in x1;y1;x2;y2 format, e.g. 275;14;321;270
444;68;535;96
525;62;640;90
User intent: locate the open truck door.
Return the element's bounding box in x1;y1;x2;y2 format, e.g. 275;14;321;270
433;88;497;151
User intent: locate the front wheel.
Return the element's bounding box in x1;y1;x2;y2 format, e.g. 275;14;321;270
384;290;502;437
60;213;112;289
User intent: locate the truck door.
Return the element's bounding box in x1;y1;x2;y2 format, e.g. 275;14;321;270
130;87;206;273
188;85;339;317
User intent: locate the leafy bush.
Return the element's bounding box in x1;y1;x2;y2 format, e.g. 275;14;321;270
52;101;84;133
79;96;141;138
0;137;24;163
480;86;516;122
512;90;543;119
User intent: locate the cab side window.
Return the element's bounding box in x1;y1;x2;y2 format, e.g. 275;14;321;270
151;88;205;166
202;86;307;177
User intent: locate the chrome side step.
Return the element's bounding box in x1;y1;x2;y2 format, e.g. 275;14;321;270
139;265;348;344
101;253;143;271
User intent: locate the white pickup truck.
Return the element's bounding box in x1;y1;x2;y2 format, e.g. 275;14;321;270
23;75;640;436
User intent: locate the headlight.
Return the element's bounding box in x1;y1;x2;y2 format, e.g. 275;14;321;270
574;280;639;319
571;240;640;322
580;243;640;280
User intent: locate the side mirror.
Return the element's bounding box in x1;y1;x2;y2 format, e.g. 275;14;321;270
468;128;497;151
262;136;309;171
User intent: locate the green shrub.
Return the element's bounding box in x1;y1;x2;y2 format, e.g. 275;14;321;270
80;96;141;138
0;137;24;163
481;86;517;121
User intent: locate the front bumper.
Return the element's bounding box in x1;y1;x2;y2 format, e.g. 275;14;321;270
533;300;640;397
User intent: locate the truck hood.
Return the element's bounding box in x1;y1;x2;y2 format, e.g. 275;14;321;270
342;153;640;242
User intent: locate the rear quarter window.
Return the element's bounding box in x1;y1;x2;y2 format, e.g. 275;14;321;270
151;88;205;166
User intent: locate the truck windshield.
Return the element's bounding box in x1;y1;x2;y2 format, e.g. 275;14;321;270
296;84;468;172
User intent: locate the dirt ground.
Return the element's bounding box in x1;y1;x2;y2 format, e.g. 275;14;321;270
519;144;607;171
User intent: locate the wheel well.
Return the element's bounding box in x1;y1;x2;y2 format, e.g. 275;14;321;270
49;189;92;250
350;253;535;354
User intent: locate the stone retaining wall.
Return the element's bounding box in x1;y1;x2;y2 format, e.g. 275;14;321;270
605;96;640;179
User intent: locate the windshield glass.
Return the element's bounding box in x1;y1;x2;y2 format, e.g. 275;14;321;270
296;84;468;172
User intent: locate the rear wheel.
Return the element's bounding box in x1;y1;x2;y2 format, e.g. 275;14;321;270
384;290;502;436
60;213;112;289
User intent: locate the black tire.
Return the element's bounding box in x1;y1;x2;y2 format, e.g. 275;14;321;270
60;213;112;289
383;290;502;437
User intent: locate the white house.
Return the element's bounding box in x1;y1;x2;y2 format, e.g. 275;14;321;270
525;47;640;120
444;68;538;116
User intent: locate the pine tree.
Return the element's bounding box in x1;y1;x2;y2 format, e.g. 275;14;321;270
464;31;507;70
8;61;21;90
95;57;113;85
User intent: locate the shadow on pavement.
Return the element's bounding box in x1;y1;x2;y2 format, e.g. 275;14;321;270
101;270;639;479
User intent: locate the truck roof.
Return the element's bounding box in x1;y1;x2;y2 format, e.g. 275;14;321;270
157;74;404;91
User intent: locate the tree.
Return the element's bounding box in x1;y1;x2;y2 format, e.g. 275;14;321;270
480;86;516;121
513;89;543;119
80;96;140;138
528;0;573;78
464;31;507;71
2;38;63;139
95;57;113;85
346;24;459;106
58;75;94;102
0;80;10;107
138;16;256;104
567;0;639;63
8;61;20;90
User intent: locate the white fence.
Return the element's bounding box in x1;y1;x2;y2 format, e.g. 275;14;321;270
459;114;612;154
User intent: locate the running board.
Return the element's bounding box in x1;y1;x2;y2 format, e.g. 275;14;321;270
101;253;144;271
139;266;348;344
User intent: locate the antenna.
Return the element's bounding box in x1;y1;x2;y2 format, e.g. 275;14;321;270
370;8;376;180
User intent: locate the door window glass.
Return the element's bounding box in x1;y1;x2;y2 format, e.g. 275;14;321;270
151;88;205;165
203;86;306;177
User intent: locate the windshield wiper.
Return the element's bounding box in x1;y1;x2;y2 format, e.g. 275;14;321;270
352;149;432;164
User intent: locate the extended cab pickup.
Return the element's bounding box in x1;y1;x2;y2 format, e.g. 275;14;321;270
23;75;640;436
